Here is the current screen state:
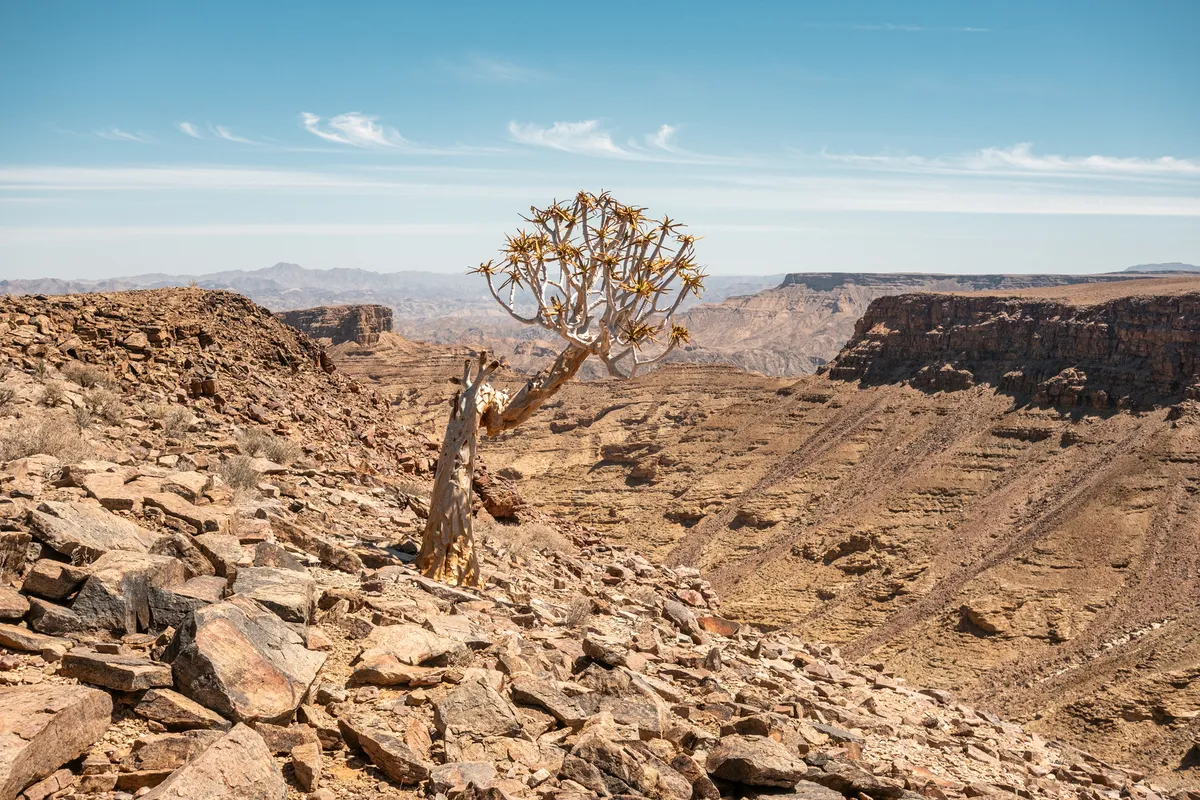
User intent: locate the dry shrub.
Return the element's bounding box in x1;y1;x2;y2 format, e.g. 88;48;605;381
0;415;90;463
219;454;261;493
485;518;572;557
0;386;14;415
162;406;193;438
563;596;593;628
62;361;110;389
84;387;125;424
73;405;93;429
238;428;300;465
32;360;49;380
40;381;66;407
146;402;195;437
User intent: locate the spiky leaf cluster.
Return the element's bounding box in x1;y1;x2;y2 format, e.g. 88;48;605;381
471;191;705;377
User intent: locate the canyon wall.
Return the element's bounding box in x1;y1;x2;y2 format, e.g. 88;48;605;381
828;290;1200;408
277;303;393;346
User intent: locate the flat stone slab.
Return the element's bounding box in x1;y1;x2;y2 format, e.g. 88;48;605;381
61;650;174;692
135;689;232;732
0;623;72;658
141;724;286;800
144;493;228;534
27;501;162;563
230;567;315;623
172;596;326;724
0;684;112;800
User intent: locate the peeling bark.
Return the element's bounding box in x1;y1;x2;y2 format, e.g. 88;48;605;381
417;345;590;586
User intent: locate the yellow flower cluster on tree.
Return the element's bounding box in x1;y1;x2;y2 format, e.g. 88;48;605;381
469;190;706;377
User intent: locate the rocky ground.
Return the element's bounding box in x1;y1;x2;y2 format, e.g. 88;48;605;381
328;280;1200;784
0;287;1192;800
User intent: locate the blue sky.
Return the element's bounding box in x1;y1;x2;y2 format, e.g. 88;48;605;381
1;0;1197;279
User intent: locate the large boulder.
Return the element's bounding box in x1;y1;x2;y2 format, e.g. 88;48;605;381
70;550;187;633
353;725;432;786
230;567;315;623
20;559;89;601
351;623;461;686
704;735;808;788
0;684;112;800
141;724;286;800
433;677;522;738
171;597;326;724
27;501;162;563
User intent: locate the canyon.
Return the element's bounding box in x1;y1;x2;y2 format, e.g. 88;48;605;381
317;275;1200;782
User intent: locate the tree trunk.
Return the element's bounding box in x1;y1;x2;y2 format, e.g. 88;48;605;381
417;345;590;585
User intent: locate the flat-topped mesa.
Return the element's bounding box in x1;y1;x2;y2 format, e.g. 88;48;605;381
826;287;1200;409
776;271;1151;293
277;304;393;346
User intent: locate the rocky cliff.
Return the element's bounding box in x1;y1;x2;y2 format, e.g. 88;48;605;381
827;278;1200;408
668;272;1157;377
278;303;394;346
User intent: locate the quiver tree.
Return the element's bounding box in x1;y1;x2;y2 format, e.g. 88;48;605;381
417;191;706;585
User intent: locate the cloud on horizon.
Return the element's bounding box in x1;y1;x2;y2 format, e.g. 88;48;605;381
821;143;1200;178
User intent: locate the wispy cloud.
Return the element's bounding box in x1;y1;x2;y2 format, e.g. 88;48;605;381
509;120;750;165
299;112;494;155
509;120;627;158
176;122;201;139
211;124;259;145
821;143;1200;178
447;55;545;84
808;22;988;33
95;128;153;143
0;222;499;243
0;164;543;196
301;112;408;148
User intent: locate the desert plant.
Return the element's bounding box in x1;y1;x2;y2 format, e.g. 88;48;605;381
32;359;49;380
161;406;193;438
238;428;301;465
0;386;14;414
84;387;125;424
563;596;593;628
219;454;261;493
0;415;90;463
62;361;110;389
418;191;704;585
40;381;66;407
72;405;93;429
501;521;572;556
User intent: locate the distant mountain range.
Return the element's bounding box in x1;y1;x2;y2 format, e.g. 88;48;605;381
0;262;780;318
1124;262;1200;273
4;262;1197;377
